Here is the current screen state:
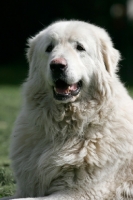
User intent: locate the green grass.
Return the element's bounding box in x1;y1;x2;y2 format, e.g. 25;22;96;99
0;85;133;197
0;86;21;163
0;86;21;197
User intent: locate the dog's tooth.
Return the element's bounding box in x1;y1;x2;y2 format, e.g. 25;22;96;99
67;87;71;93
68;86;71;92
65;89;69;94
54;87;58;93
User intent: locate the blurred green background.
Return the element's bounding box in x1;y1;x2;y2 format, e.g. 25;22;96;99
0;0;133;197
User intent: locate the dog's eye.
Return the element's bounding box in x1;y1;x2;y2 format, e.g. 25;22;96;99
76;43;85;51
45;44;54;53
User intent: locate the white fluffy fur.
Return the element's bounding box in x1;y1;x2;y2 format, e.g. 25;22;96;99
2;20;133;200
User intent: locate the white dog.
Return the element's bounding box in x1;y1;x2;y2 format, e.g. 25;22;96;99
2;20;133;200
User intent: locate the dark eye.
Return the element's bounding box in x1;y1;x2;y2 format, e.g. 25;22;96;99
76;43;85;51
45;44;54;53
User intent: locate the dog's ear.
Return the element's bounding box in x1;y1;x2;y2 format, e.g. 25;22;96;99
100;38;121;76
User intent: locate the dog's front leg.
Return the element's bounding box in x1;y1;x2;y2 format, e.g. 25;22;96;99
9;192;80;200
11;196;75;200
10;196;74;200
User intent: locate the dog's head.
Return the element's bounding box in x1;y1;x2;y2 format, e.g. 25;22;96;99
26;20;120;104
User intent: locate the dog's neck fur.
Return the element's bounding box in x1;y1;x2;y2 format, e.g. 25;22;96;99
22;72;117;142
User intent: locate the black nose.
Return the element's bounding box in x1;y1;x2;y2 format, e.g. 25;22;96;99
50;58;67;72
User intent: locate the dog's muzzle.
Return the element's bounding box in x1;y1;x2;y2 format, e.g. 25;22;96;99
50;58;82;101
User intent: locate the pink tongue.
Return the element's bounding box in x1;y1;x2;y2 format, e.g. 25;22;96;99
70;83;78;90
56;83;78;94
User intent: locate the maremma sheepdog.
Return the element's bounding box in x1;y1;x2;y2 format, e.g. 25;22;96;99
2;20;133;200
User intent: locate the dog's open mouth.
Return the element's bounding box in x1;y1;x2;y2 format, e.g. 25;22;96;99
53;79;82;101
